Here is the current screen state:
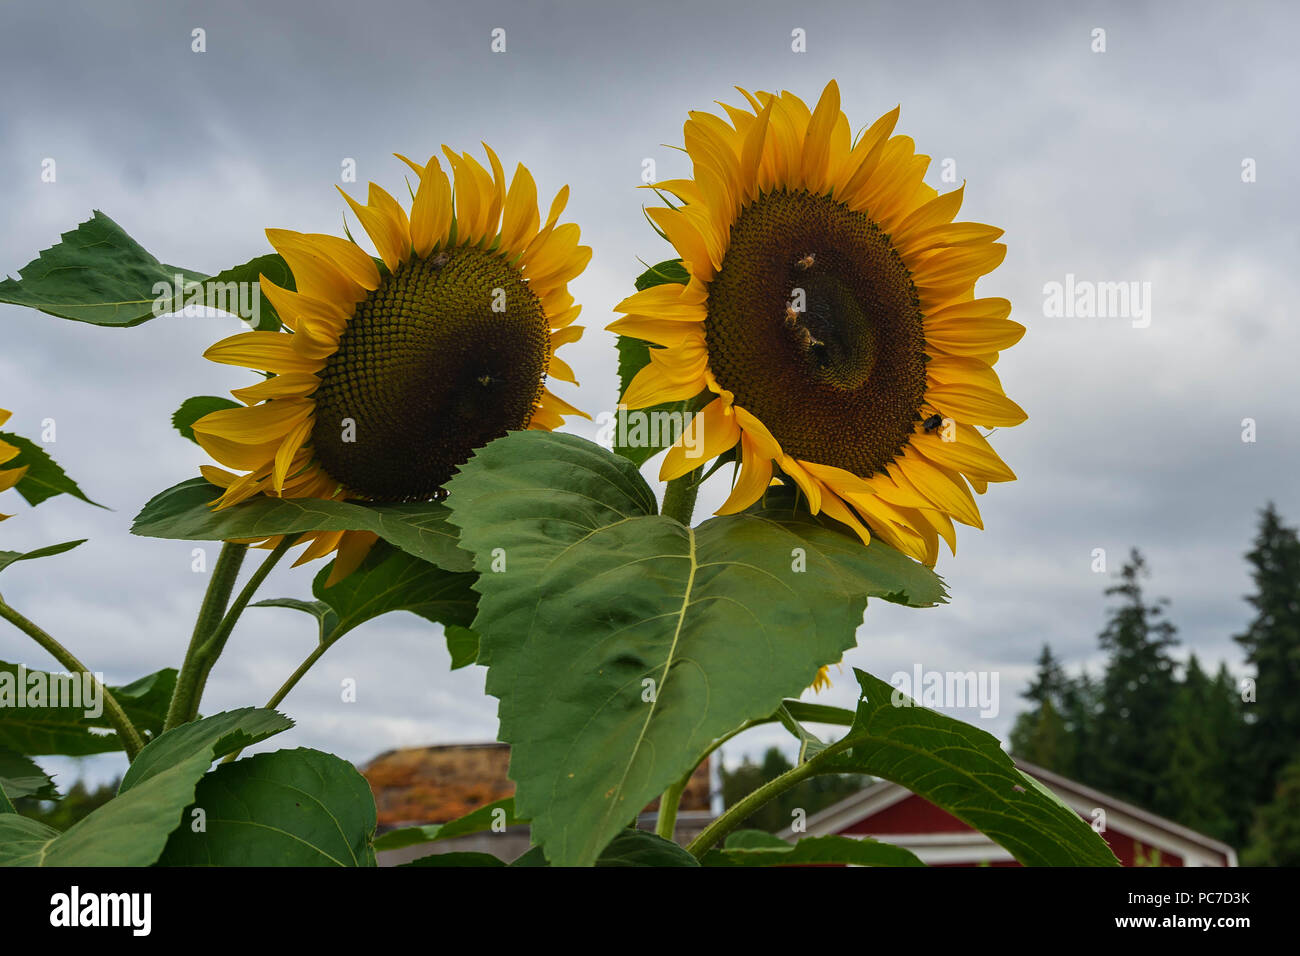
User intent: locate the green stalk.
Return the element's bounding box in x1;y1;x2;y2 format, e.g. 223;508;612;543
0;595;146;760
685;757;822;857
652;468;703;835
660;469;701;526
183;536;297;724
655;777;688;840
223;639;331;765
165;543;247;731
655;718;764;840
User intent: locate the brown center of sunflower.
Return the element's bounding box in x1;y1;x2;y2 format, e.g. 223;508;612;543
310;247;549;501
704;189;927;477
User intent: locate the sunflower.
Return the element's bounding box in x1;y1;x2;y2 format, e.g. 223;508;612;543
0;409;28;521
610;80;1025;566
193;147;590;583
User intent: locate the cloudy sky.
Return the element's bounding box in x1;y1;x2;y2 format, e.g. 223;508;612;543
2;0;1296;790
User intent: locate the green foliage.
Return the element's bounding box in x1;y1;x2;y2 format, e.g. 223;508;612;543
0;433;102;509
13;778;118;829
1164;656;1250;844
1091;550;1181;817
171;396;241;445
0;211;204;327
1006;524;1300;853
159;748;377;866
1243;757;1300;866
445;430;946;866
254;541;478;664
0;211;287;330
131;477;472;572
0;708;292;866
1008;647;1077;774
1235;502;1300;808
0;749;58;802
204;253;293;331
703;830;924;867
0;539;86;576
818;670;1118;866
592;829;699;866
719;746;861;833
373;797;520;852
0;662;176;756
404;829;699;868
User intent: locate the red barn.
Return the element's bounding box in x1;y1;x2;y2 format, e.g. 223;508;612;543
777;760;1237;867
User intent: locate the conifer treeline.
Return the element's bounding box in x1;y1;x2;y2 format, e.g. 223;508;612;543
1010;504;1300;864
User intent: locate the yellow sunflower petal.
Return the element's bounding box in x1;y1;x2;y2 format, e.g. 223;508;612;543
325;531;379;587
204;331;323;374
409;155;453;257
659;396;741;482
716;431;774;515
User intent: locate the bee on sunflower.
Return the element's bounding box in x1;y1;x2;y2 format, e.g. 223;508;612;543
611;80;1026;567
193;146;590;584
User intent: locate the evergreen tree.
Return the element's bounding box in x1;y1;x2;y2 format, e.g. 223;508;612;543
1058;670;1101;781
1010;699;1073;773
1092;550;1180;816
1243;757;1300;866
1163;655;1246;843
1009;645;1076;774
1234;503;1300;807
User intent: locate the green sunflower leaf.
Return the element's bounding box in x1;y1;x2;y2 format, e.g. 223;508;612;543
204;253;293;331
0;211;287;330
0;662;176;757
0;433;104;509
171;396;240;445
444;625;480;670
157;747;378;867
594;829;699;867
444;430;946;867
131;477;472;573
613;258;707;467
817;669;1119;867
402;829;699;868
746;485;948;607
250;598;338;644
374;796;521;852
0;211;204;327
253;541;478;663
0;749;58;802
0;708;292;866
0;539;86;576
401;851;506;867
634;258;691;289
702;830;924;867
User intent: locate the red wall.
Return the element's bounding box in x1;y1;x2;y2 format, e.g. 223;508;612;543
841;794;1187;867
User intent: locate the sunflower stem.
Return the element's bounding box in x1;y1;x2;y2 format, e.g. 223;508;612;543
654;468;706;834
655;718;763;842
685;756;823;858
165;542;248;732
183;536;298;725
0;594;146;760
655;778;687;840
661;469;702;526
